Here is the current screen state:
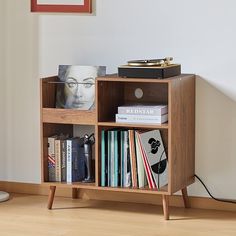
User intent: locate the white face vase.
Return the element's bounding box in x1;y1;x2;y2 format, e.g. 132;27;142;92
64;66;97;110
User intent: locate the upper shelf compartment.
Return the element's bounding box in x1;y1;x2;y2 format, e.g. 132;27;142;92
40;76;96;125
96;76;169;123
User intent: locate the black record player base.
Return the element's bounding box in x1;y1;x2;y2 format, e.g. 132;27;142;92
118;64;181;79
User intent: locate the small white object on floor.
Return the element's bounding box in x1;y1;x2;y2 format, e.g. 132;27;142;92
0;191;9;202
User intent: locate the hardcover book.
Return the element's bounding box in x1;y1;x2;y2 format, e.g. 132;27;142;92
66;137;85;183
135;131;147;188
48;135;58;182
116;113;168;124
118;105;168;116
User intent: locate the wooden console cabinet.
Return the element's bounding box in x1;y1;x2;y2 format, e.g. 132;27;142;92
40;74;195;220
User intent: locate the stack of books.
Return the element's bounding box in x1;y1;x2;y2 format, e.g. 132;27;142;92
47;135;86;183
115;105;168;124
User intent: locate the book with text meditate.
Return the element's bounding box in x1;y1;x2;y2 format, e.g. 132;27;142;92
116;113;168;124
118;105;168;116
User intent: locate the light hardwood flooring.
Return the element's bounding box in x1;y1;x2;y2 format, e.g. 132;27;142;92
0;194;236;236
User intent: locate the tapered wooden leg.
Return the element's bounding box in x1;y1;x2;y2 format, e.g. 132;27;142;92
182;187;190;208
47;186;56;210
162;195;169;220
72;188;78;199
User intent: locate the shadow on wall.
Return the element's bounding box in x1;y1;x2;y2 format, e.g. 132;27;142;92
189;75;236;199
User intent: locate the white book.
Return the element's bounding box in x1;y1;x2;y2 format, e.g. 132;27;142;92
118;105;167;116
66;139;72;183
116;113;168;124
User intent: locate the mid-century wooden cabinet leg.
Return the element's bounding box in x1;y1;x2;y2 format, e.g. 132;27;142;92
182;187;190;208
72;188;78;199
47;186;56;210
162;195;169;220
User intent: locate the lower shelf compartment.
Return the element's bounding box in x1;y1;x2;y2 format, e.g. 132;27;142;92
42;182;169;195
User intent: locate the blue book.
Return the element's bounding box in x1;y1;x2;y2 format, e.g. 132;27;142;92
114;130;118;187
107;131;111;187
120;131;124;187
101;130;106;187
67;137;85;182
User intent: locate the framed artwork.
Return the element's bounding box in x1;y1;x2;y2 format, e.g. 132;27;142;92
31;0;92;13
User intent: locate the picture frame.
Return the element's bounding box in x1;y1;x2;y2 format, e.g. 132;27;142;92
31;0;92;13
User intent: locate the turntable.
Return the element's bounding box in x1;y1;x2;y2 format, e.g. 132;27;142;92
118;57;181;79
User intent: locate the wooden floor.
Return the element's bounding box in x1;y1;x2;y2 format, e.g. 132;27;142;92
0;194;236;236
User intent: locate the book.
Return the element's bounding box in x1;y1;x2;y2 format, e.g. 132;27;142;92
55;139;62;182
138;130;168;189
48;135;58;182
135;131;147;188
136;132;156;189
66;138;72;182
128;130;138;188
101;130;106;187
66;137;85;183
116;113;168;124
118;105;168;116
123;130;131;187
61;139;67;182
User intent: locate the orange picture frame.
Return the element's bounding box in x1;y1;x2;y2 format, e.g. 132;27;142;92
31;0;92;13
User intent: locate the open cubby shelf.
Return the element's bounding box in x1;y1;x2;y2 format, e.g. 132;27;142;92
40;74;195;220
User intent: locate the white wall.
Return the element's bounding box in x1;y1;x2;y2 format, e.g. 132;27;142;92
1;0;236;199
3;0;40;183
0;0;6;179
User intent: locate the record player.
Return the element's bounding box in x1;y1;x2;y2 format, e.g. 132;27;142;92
118;57;181;79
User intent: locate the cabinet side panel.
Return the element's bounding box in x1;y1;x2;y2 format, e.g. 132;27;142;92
41;76;58;108
169;75;195;193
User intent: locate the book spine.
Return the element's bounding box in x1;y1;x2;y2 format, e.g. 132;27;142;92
135;131;147;188
55;139;61;182
107;131;111;187
66;140;72;183
48;136;56;182
101;130;106;187
71;139;80;182
129;130;138;188
120;131;124;187
124;130;131;187
114;130;118;187
110;131;115;187
116;114;168;124
61;140;67;182
118;106;167;116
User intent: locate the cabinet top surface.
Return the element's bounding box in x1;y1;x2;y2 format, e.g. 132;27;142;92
96;74;195;83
